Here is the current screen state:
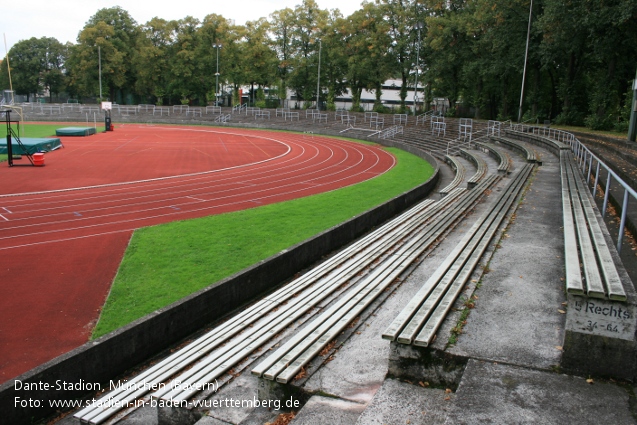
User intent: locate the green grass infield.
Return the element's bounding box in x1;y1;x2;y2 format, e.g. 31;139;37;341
92;143;434;338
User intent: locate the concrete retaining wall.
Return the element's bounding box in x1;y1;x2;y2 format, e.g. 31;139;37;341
0;130;439;424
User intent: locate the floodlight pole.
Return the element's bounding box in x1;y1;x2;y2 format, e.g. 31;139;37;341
627;68;637;142
316;40;321;110
3;34;14;104
518;0;533;123
413;22;424;115
98;46;103;101
213;43;222;106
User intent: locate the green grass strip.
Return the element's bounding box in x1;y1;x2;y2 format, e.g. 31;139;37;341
92;145;434;338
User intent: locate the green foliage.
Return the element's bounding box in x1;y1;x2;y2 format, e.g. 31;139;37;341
6;0;636;124
554;106;585;127
373;104;391;114
4;37;68;101
584;114;614;132
91;145;434;337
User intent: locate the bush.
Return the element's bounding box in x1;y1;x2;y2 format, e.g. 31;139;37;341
584;114;614;131
554;107;585;126
373;104;391;114
613;121;629;133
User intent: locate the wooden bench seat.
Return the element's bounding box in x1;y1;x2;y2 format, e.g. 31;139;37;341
439;155;465;196
489;135;538;163
253;175;501;384
474;141;511;174
560;151;626;301
383;164;535;346
459;148;487;188
74;190;464;423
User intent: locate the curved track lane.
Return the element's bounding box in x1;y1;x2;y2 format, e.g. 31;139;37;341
0;125;395;383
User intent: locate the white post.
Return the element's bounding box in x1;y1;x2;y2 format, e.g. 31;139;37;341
316;40;321;110
517;0;533;123
98;46;102;101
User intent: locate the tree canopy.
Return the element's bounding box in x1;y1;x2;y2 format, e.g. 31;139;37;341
1;1;636;130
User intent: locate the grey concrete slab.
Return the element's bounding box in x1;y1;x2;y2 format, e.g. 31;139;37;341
291;396;365;425
195;415;231;425
449;155;567;370
203;374;267;425
355;378;452;425
299;175;498;403
445;359;636;425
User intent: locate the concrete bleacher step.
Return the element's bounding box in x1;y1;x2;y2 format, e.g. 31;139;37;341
383;164;534;347
441;359;636;424
73;184;467;423
252;173;501;386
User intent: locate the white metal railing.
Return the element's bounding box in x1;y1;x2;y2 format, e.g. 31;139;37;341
232;103;247;113
206;106;221;114
335;109;349;120
369;116;384;130
40;105;61;114
187;107;203;117
276;108;290;117
432;121;446;137
437;127;490;157
394;114;408;125
512;124;635;254
379;125;403;139
306;109;319;118
487;120;502;136
430;115;445;128
173;105;189;114
117;106;138;115
416;110;438;125
215;113;231;123
138;104;155;113
153;107;170;116
313;113;328;123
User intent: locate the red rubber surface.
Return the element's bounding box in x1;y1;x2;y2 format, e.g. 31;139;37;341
0;124;395;383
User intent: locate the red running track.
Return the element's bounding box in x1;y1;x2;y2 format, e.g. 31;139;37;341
0;124;395;383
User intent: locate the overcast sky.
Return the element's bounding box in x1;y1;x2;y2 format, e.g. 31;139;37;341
2;0;364;53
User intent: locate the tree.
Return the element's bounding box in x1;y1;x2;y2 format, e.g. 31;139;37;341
67;7;140;101
342;2;393;111
198;14;237;104
269;7;296;103
67;22;126;99
380;0;421;112
134;17;178;104
316;10;348;110
284;0;329;106
243;18;278;105
3;37;68;102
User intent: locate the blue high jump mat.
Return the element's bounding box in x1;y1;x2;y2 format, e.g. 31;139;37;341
55;127;96;136
0;138;63;155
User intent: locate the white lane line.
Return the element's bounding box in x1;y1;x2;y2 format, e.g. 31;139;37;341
2;207;11;214
0;214;8;221
187;196;206;202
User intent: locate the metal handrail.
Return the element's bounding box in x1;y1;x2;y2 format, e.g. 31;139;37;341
514;124;635;254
